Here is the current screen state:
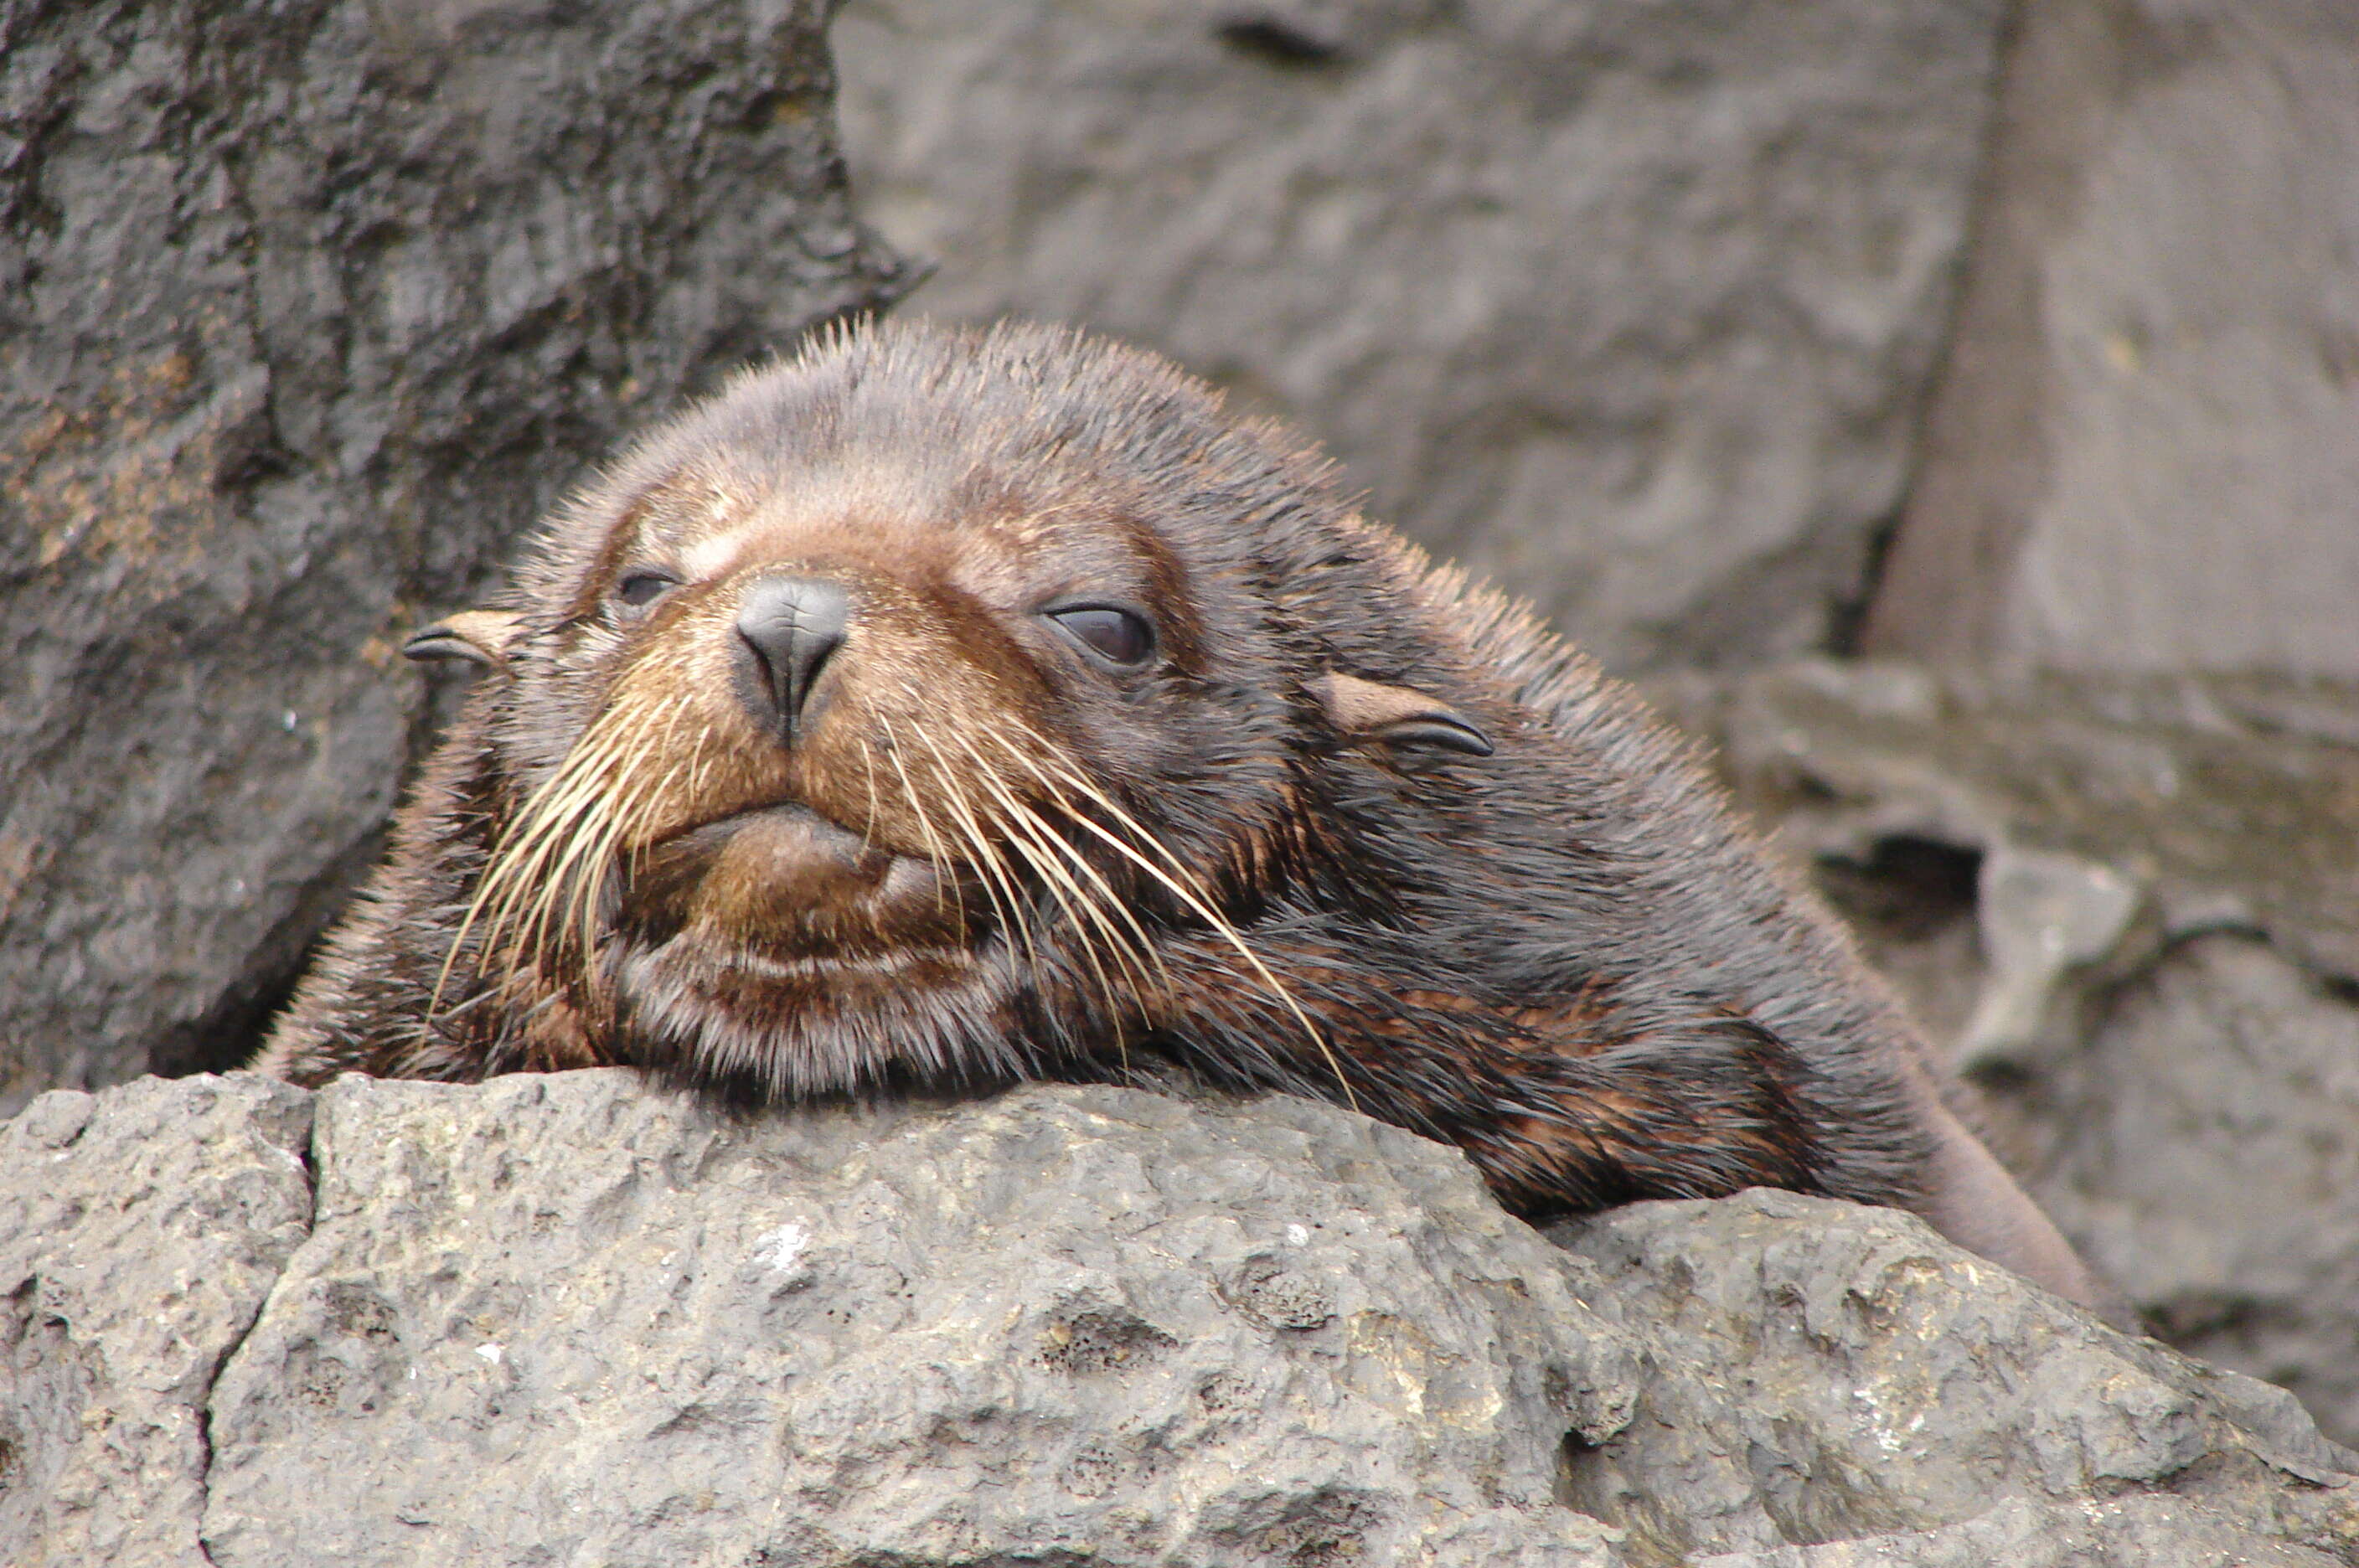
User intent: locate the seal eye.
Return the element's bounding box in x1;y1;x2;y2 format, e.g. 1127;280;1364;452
1045;605;1155;668
616;570;680;608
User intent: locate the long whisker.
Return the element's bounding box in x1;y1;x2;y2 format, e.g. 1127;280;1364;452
431;720;628;1021
868;712;957;931
958;756;1156;1075
919;725;1127;1029
882;715;999;959
928;763;1033;985
436;683;663;1024
966;730;1173;999
570;704;687;975
999;727;1355;1109
900;720;1033;972
498;724;636;978
951;730;1165;1008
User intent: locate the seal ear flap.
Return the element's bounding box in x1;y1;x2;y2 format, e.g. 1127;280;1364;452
403;609;524;671
1312;671;1494;757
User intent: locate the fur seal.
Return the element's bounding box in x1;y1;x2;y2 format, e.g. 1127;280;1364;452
256;318;2111;1313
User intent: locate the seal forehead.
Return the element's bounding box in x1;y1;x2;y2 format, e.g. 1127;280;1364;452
632;446;1175;612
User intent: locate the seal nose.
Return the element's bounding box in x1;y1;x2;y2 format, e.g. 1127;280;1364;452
735;575;850;742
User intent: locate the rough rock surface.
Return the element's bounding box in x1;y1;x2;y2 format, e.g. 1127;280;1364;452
202;1074;1639;1567
1654;659;2359;1449
1552;1192;2358;1566
0;1073;313;1567
833;0;2005;673
5;1070;2354;1565
0;0;908;1112
1864;0;2359;678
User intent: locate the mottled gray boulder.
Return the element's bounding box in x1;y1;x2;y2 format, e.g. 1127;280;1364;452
833;0;2005;673
201;1073;1636;1566
0;0;907;1112
5;1070;2353;1566
1654;658;2359;1449
1699;1496;2349;1568
1864;0;2359;678
1551;1191;2359;1565
0;1074;314;1567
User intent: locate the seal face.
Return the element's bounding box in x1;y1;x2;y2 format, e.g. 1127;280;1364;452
257;319;2109;1310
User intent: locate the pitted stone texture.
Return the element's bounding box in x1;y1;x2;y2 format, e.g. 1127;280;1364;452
0;1074;314;1568
834;0;2005;674
8;1070;2356;1565
1696;1494;2346;1568
199;1072;1634;1567
0;0;906;1111
1549;1190;2359;1565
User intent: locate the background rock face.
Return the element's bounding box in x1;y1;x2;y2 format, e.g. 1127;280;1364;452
833;0;2007;673
0;0;907;1112
1864;1;2359;677
3;1072;2352;1567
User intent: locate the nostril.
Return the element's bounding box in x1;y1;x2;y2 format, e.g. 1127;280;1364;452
734;576;851;739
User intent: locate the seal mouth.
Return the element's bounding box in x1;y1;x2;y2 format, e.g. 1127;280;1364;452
606;798;1009;1095
617;802;971;964
648;800;877;861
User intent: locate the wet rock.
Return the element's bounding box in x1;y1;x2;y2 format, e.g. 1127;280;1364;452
0;0;908;1112
833;0;2006;673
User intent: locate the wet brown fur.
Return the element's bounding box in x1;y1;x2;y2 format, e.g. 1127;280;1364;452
256;319;2109;1309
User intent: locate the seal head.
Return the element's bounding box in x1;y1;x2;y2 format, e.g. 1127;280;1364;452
257;320;2114;1313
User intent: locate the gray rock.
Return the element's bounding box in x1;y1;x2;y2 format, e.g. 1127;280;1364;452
0;1073;314;1568
1864;1;2359;678
201;1072;1634;1566
1650;658;2359;1449
0;0;908;1112
2035;934;2359;1473
1696;1494;2346;1568
833;0;2005;673
7;1068;2354;1565
1551;1190;2359;1565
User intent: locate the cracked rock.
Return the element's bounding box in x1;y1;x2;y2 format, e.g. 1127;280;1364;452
0;1073;314;1567
197;1072;1633;1566
5;1069;2355;1565
1864;0;2359;683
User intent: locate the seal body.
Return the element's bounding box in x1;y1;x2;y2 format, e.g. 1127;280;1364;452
258;319;2107;1308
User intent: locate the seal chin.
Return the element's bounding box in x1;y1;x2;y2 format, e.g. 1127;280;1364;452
605;856;1009;1096
604;801;1001;1086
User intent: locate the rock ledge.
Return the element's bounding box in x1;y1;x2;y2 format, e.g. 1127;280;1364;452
3;1070;2351;1566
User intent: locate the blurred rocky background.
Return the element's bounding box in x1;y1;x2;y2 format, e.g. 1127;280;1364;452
3;0;2356;1531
